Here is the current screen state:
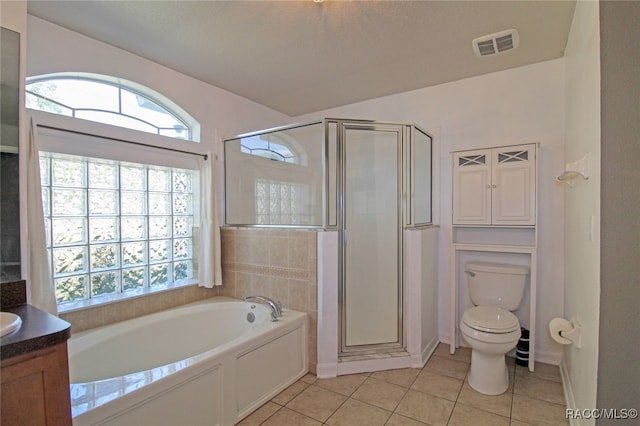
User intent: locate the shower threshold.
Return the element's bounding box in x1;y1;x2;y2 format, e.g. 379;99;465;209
339;350;410;363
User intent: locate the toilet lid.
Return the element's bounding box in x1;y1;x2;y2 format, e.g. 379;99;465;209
462;306;520;333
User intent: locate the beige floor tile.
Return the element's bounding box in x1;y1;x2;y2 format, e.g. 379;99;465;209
385;413;429;425
511;394;569;426
411;370;463;401
395;389;455;426
513;374;566;405
271;380;310;405
457;381;513;418
236;401;281;426
315;373;368;396
434;343;472;364
515;361;562;383
325;398;391;426
369;367;421;388
351;377;408;411
423;355;470;380
448;403;510;426
286;384;347;422
261;407;322;426
510;420;536;426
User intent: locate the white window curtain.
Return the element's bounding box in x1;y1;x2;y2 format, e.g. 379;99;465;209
26;118;58;315
198;152;222;287
28;110;222;304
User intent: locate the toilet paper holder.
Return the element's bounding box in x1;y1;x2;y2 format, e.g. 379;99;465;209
549;317;582;348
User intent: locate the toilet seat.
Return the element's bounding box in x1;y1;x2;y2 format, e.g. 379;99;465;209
462;306;520;334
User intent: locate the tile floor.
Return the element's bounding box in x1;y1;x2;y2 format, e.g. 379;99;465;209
238;343;569;426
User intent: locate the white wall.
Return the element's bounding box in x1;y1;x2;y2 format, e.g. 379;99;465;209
295;59;567;363
26;16;289;145
563;0;601;418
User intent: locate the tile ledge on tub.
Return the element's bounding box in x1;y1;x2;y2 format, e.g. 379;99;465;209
57;280;200;314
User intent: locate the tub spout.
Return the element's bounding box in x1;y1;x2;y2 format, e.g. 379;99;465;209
243;295;282;321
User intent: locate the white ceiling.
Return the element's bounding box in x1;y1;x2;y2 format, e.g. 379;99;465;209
27;0;577;116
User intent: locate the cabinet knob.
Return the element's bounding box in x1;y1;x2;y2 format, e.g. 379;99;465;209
486;184;491;189
492;184;497;189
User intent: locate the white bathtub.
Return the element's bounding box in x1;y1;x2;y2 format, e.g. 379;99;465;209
69;297;308;426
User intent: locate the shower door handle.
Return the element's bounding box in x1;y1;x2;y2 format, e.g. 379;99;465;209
343;229;348;246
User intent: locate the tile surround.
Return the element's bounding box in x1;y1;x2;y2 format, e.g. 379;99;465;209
239;343;569;426
60;226;318;373
60;285;218;333
220;227;318;372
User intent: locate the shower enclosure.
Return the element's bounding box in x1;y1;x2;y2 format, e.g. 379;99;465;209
225;119;433;360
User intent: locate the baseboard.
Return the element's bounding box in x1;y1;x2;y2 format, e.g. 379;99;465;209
534;349;563;366
315;363;338;379
560;358;580;426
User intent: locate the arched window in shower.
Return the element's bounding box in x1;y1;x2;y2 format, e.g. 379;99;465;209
239;134;307;165
225;122;322;226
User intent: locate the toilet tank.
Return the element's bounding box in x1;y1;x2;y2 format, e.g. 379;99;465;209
465;262;529;310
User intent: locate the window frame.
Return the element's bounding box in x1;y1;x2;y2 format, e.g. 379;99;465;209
26;73;201;143
28;108;208;313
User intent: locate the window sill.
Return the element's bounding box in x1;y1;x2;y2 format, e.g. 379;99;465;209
57;279;199;314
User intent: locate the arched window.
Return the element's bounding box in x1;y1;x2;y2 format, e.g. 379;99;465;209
27;74;206;309
26;73;199;142
238;132;308;166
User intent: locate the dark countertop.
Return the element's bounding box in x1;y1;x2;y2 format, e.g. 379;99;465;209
1;283;71;360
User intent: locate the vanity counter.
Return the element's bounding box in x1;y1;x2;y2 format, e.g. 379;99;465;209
0;279;70;360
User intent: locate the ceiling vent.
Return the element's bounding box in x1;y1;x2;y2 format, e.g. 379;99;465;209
472;29;519;57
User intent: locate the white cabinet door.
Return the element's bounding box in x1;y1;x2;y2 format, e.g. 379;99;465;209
453;149;492;225
453;144;536;226
491;145;536;225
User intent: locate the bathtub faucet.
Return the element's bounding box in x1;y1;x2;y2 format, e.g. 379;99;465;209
243;295;283;322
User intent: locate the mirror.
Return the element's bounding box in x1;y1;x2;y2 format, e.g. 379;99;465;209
1;27;21;282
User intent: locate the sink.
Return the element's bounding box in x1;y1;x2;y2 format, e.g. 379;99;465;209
0;312;22;337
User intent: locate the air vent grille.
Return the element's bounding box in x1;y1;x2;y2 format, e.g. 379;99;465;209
476;40;496;56
473;29;519;57
496;35;514;52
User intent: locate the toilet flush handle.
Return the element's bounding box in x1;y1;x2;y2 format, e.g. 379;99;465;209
465;270;476;277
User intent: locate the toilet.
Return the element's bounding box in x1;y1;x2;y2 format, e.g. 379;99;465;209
460;262;529;395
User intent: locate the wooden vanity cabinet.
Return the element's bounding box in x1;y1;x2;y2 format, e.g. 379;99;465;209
1;342;72;426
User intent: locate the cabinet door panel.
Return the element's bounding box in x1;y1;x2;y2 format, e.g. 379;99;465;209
1;343;72;426
453;151;491;225
492;145;536;225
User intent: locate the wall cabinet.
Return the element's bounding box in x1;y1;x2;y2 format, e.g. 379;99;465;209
453;144;536;225
1;342;72;426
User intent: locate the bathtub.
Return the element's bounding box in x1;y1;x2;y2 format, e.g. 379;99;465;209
68;297;308;426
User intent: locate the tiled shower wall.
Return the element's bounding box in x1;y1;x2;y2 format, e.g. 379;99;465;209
220;227;318;373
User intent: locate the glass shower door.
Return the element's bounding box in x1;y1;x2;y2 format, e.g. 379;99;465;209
341;124;403;354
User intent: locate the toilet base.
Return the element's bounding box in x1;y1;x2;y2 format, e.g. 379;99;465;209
467;350;509;395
